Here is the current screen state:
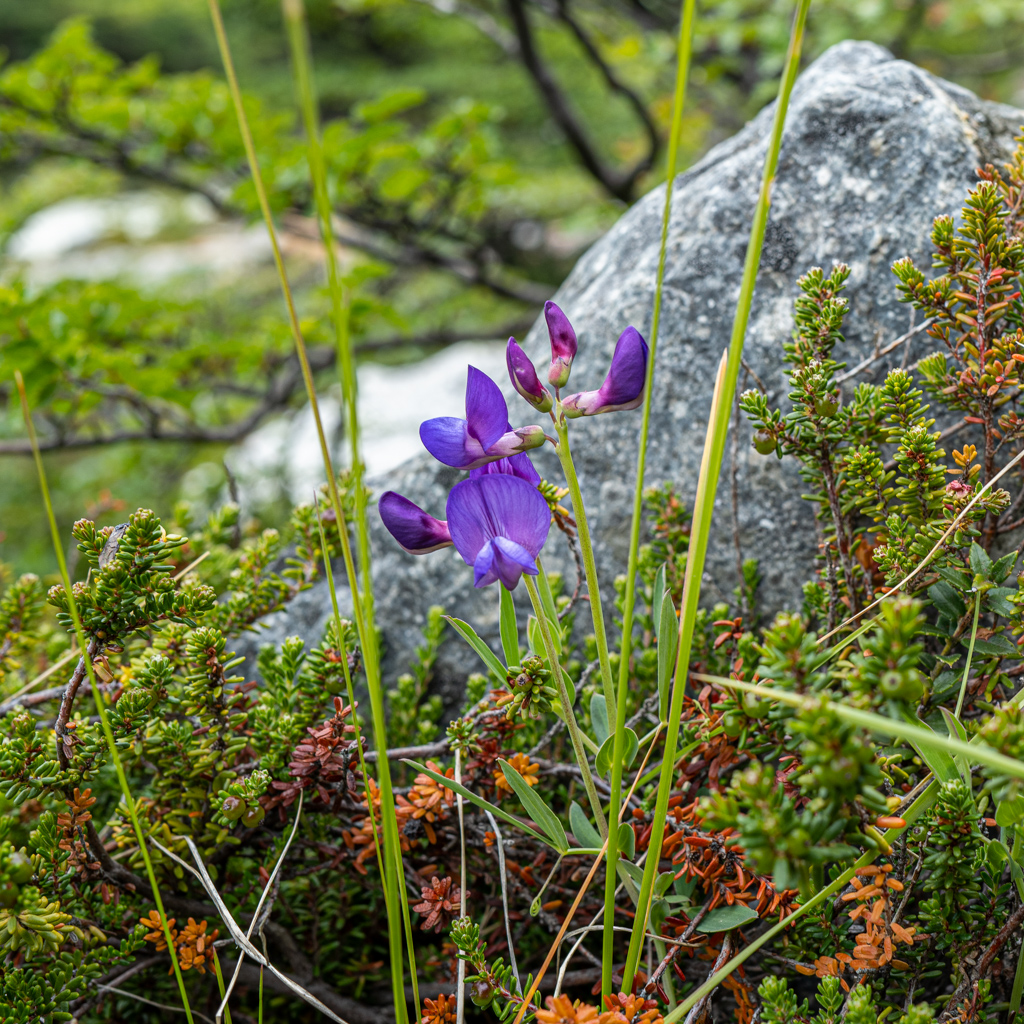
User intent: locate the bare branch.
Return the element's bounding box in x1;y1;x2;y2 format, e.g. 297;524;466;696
503;0;651;202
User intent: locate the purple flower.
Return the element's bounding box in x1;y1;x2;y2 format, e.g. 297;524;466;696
545;301;578;388
378;492;453;554
507;338;553;412
447;474;551;590
561;326;649;418
420;366;545;470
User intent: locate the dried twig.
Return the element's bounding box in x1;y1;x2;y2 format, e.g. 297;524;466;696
834;318;936;384
149;828;349;1024
217;790;304;1023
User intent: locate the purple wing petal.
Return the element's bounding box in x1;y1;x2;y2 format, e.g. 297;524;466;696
598;327;648;407
378;492;452;554
473;541;499;588
562;327;648;416
492;536;539;590
477;475;551;557
465;366;508;451
446;478;493;566
470;453;541;486
420;417;474;468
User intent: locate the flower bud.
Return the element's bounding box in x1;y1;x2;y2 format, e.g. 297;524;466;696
506;339;553;412
544;301;577;388
752;429;777;455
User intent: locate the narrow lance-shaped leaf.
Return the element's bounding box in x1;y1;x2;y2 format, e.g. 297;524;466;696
499;586;521;667
445;615;506;683
590;693;609;745
657;590;677;722
403;760;554;849
498;757;569;853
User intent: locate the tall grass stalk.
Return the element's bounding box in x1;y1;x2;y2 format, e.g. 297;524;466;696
601;0;696;995
14;371;196;1024
206;4;409;1019
693;672;1024;781
620;0;812;988
280;0;373;610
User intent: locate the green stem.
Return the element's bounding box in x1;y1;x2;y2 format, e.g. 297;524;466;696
620;0;812;990
523;573;606;834
603;0;696;996
213;950;234;1024
206;4;408;1020
14;373;195;1024
554;419;615;716
955;589;981;720
281;0;373;611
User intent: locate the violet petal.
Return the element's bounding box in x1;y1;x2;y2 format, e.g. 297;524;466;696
446;475;551;590
470;453;541;486
561;326;648;417
465;366;509;450
378;491;453;554
507;338;553;412
545;301;578;387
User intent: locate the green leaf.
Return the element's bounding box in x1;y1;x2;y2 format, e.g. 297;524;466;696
569;800;602;848
985;587;1016;617
654;871;676;898
940;706;968;744
618;860;644;885
993;550;1019;584
537;568;560;635
499;587;520;667
445;616;506;683
929;581;966;621
996;794;1024;828
930;670;959;703
940;706;971;781
590;693;609;745
618;820;635;861
596;728;639;777
968;634;1019;657
657;591;678;722
936;566;972;591
499;758;568;853
652;565;666;639
403;760;550;847
970;541;994;579
696;904;759;933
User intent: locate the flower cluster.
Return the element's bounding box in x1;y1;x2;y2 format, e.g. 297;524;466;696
379;302;647;589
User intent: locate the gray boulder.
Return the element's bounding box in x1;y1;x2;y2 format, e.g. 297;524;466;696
237;41;1024;712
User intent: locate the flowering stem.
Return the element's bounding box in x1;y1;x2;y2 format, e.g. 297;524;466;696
523;573;607;834
553;418;615;718
621;0;812;991
207;4;409;1019
602;0;696;996
14;372;195;1024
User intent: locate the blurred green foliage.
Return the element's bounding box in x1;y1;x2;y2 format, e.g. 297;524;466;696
2;0;1024;581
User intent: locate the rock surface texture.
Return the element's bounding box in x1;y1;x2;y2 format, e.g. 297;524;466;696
237;41;1024;711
